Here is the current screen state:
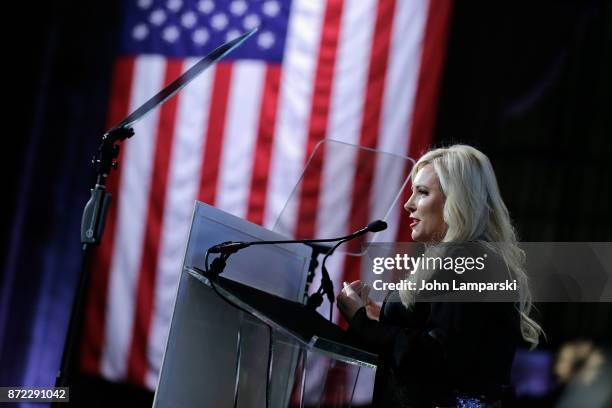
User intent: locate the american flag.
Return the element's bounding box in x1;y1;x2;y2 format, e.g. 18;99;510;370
80;0;452;400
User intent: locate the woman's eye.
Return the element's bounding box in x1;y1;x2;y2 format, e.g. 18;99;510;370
418;189;428;196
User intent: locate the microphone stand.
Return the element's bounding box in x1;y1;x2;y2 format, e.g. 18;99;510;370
54;127;134;398
52;30;258;402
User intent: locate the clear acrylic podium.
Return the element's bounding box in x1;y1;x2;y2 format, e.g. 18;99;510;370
153;140;414;407
153;203;377;407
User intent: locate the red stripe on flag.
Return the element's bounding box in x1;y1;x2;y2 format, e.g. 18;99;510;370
246;65;282;225
396;0;454;242
339;0;396;327
126;60;184;385
80;57;135;375
294;0;345;239
198;62;233;205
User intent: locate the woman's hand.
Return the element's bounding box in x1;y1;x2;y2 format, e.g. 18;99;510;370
358;283;381;321
336;280;364;322
365;299;381;321
336;280;381;322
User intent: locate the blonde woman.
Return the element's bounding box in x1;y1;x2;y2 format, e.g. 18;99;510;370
337;145;542;407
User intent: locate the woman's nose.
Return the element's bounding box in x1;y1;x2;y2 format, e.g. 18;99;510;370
404;193;416;213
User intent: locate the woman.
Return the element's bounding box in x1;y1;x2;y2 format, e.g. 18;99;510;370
337;145;542;407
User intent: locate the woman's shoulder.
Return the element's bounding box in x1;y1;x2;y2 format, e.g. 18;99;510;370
436;239;500;258
439;240;511;281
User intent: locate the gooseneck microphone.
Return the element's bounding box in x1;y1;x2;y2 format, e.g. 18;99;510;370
208;219;388;254
204;220;388;317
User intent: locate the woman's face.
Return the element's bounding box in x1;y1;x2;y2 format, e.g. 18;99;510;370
404;163;447;242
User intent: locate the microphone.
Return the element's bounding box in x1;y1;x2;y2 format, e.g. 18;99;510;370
208;219;387;254
205;220;387;317
366;219;387;233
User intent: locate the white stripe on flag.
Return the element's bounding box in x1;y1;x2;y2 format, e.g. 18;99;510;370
216;61;266;219
265;0;326;234
369;0;428;244
101;56;166;381
144;59;215;389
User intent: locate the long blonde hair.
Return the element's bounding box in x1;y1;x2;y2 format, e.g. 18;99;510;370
399;144;543;348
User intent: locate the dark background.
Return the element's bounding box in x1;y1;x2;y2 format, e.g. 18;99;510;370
436;0;612;354
2;0;611;406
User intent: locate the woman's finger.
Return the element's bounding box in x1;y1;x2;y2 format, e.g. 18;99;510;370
348;280;363;292
361;283;371;304
344;284;358;297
